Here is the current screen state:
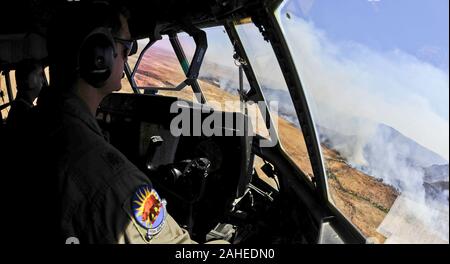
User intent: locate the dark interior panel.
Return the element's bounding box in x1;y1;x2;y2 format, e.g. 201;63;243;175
97;93;251;241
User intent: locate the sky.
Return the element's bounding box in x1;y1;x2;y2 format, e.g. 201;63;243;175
280;0;449;160
284;0;449;71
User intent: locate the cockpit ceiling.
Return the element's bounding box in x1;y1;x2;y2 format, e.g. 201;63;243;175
1;0;276;39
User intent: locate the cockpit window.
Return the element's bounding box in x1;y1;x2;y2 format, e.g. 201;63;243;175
129;27;274;139
0;72;14;120
277;0;449;243
236;22;315;181
194;26;271;139
131;35;199;102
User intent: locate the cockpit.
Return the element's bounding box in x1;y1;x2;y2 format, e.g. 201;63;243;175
4;0;445;245
0;0;367;244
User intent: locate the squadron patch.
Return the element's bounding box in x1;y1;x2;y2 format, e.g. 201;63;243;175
131;185;166;239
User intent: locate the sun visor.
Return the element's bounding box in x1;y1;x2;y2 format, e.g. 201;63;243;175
0;33;47;65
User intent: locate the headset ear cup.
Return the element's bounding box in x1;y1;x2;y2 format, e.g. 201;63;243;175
79;32;115;88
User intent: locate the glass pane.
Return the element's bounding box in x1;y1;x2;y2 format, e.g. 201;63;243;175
0;73;11;120
236;22;315;180
191;26;271;138
132;35;197;101
0;70;17;120
278;0;449;243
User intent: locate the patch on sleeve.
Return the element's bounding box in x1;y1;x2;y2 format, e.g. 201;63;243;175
131;185;167;239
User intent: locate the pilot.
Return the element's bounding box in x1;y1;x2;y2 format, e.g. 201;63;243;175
32;2;207;244
6;59;44;128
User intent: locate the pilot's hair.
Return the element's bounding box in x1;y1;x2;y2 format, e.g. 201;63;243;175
47;1;129;90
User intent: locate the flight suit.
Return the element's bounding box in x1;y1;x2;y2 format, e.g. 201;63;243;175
40;92;196;244
6;97;34;128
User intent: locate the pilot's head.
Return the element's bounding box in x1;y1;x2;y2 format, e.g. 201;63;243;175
47;2;131;95
15;59;44;104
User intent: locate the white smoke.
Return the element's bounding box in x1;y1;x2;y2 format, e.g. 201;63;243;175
279;14;449;242
280;15;449;161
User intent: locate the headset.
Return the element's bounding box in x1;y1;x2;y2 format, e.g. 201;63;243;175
77;27;118;88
